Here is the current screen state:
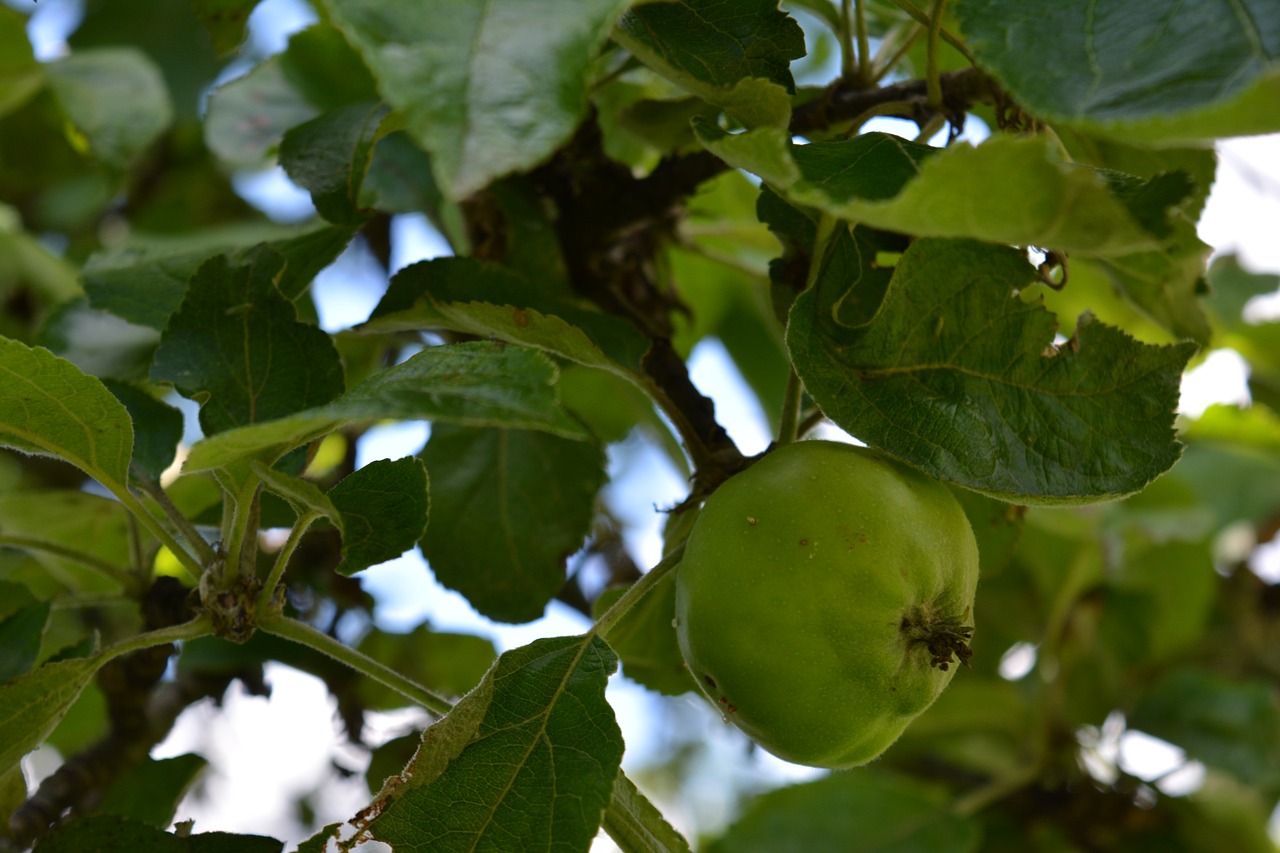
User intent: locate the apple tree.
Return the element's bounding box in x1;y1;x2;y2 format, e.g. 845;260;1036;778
2;0;1280;850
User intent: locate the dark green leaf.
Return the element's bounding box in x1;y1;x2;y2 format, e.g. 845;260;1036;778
328;456;429;575
83;222;355;330
360;130;445;217
0;602;50;683
278;24;379;111
45;49;172;170
323;0;630;198
92;754;208;828
356;624;496;708
421;424;604;624
184;341;591;471
368;635;623;853
788;235;1195;503
0;655;102;775
150;250;345;436
614;0;805;128
705;770;980;853
367;257;651;375
1131;670;1280;790
102;381;183;483
34;814;283;853
0;337;134;494
956;0;1280;143
280;101;389;225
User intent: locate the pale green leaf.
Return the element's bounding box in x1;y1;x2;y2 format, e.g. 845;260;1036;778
697;126;1174;256
46;48;173;169
602;771;693;853
614;0;806;128
367;634;623;853
323;0;631;199
204;56;317;169
788;235;1195;503
184;342;590;471
0;337;133;493
0;655;102;775
956;0;1280;144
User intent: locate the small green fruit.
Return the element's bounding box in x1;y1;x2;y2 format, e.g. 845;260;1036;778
675;440;979;769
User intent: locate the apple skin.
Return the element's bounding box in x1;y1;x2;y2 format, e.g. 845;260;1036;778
675;440;979;769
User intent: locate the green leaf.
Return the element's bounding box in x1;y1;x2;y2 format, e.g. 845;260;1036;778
45;48;172;169
421;424;604;624
83;222;356;330
92;754;208;828
0;655;102;776
593;570;695;696
328;456;429;575
602;771;693;853
183;341;590;471
323;0;630;199
278;24;379;112
787;235;1195;503
697;127;1176;257
34;815;283;853
190;0;258;56
0;337;134;493
0;7;44;120
279;101;389;225
150;250;345;436
1206;254;1279;330
103;381;183;483
955;0;1280;144
251;461;339;520
1130;670;1280;790
367;634;623;853
613;0;806;128
204;56;318;169
0;602;50;683
356;624;496;708
705;770;980;853
367;257;651;375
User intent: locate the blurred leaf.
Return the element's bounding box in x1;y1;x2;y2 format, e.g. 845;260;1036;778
706;770;980;853
204;57;317;169
420;424;604;624
0;7;43;120
280;101;388;225
367;257;651;375
328;456;429;575
150;250;345;436
367;635;622;853
278;24;379;111
92;754;208;828
0;603;49;683
0;655;102;776
789;234;1194;503
698;128;1179;257
0;217;81;343
614;0;805;128
956;0;1280;144
1103;539;1215;662
82;222;355;330
184;342;591;471
324;0;630;199
35;814;283;852
190;0;258;57
595;570;695;696
1206;255;1279;330
1131;670;1280;791
1166;772;1280;853
0;337;134;493
360;130;444;217
102;381;183;483
949;488;1024;579
357;625;496;709
46;49;173;170
37;300;160;383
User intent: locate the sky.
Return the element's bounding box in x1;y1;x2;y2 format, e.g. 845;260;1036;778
12;0;1280;848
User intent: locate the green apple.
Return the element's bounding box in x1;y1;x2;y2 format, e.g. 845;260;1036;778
675;439;979;769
